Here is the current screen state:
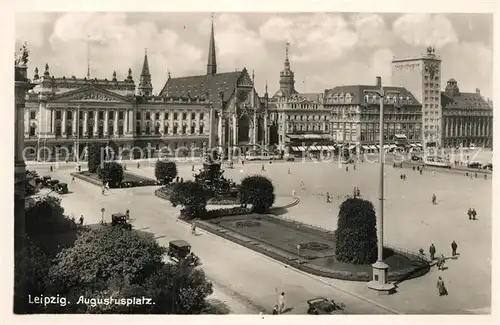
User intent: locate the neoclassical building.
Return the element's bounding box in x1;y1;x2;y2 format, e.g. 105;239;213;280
440;79;493;148
24;19;269;160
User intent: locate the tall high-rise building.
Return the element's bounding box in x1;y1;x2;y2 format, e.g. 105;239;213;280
392;46;442;147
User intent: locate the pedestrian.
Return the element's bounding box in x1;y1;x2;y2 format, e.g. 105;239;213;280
436;276;448;296
191;222;197;235
101;187;105;195
356;187;361;197
176;176;179;182
472;208;477;220
429;243;436;261
432;193;437;205
261;165;265;172
272;305;279;315
484;174;487;180
400;174;403;180
326;192;331;203
288;167;291;175
278;292;285;314
242;160;245;166
180;177;184;183
467;208;472;220
192;165;195;172
413;166;416;171
71;176;75;183
49;165;53;172
451;240;458;256
403;174;406;180
292;189;296;197
437;253;446;270
79;215;84;225
123;164;127;171
420;169;423;175
345;166;348;172
78;165;81;172
353;164;356;170
474;172;478;178
137;162;140;168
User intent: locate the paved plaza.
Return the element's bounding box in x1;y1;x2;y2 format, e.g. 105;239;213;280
30;155;492;314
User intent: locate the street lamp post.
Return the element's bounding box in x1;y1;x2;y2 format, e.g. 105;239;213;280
364;77;395;294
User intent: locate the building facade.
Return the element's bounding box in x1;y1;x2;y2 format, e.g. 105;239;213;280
24;19;268;160
440;79;493;148
268;44;333;152
392;47;442;147
323;77;423;152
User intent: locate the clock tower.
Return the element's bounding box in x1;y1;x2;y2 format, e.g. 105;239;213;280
392;47;442;148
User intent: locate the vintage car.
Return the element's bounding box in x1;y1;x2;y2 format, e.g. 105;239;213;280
54;182;69;194
167;240;200;266
483;163;493;171
111;213;132;230
467;162;482;169
40;176;52;188
306;297;346;315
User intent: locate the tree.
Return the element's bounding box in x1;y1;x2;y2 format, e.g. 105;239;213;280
88;142;105;173
335;197;378;264
97;161;124;187
169;181;208;219
155;160;178;185
46;226;213;313
238;175;275;213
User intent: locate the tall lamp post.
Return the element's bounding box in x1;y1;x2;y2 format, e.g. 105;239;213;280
364;77;395;294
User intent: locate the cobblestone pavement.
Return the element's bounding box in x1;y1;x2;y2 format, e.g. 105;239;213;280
32;158;492;314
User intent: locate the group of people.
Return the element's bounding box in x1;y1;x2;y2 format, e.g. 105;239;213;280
429;240;458;296
467;208;478;220
272;292;286;315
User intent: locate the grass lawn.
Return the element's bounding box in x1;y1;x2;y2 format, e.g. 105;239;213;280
75;171;156;187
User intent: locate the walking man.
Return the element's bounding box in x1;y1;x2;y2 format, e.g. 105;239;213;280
345;166;348;172
137;162;140;169
288;167;291;175
429;243;436;261
71;176;75;183
451;240;458;257
472;208;477;220
467;208;472;220
191;222;197;235
326;192;331;203
436;276;448;296
278;292;286;314
432;193;437;205
420;169;423;175
79;215;84;225
261;165;265;172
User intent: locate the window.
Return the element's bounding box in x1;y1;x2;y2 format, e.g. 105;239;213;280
182;113;187;120
29;125;36;136
191;113;196;120
30;111;36;119
98;126;104;137
67;125;73;136
78;125;83;137
118;125;123;136
174;113;178;120
191;125;195;134
173;125;178;134
56;111;61;119
145;124;151;134
165;125;169;134
200;113;204;120
108;125;113;136
136;112;141;120
55;124;62;136
99;111;104;120
155;112;160;120
119;111;124;120
109;111;114;119
155;124;160;134
182;125;187;134
67;111;73;120
165;113;169;120
146;112;150;120
89;112;94;119
136;122;141;135
200;125;204;134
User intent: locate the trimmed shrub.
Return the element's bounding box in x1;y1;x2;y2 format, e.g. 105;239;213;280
154;160;178;185
97;162;124;187
200;207;252;220
239;175;275;213
169;181;209;220
87;142;105;173
335;198;378;264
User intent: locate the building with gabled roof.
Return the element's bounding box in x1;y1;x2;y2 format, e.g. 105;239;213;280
440;78;493;148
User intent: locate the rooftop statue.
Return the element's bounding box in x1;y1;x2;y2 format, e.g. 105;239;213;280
15;42;29;66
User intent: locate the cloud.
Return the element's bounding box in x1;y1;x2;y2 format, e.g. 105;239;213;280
35;13;203;95
259;14;359;62
351;13;394;48
392;14;459;48
15;12;52;48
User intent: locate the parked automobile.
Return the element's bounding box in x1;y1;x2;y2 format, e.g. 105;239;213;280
467;162;482;169
167;240;200;266
483;163;493;171
54;182;68;194
111;213;132;230
411;155;423;162
306;297;346;315
41;176;52;188
284;153;295;162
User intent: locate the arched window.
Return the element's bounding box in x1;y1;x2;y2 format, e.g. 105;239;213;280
29;123;36;137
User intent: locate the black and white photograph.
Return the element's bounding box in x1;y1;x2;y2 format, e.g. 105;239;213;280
5;1;498;323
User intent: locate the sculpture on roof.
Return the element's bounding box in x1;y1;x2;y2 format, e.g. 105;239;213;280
427;46;435;56
15;42;29;66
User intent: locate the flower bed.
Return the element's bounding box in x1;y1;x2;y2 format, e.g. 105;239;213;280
71;171;158;188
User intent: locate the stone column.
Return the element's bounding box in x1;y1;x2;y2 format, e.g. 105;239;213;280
83;110;88;135
51;108;55;134
187;111;193;135
208;106;214;148
92;110;97;134
113;109;119;136
160;111;165;135
24;109;29;137
221;117;226;149
61;109;67;136
232;113;238;146
264;111;268;147
169;111;174;135
252;111;257;149
72;108;77;135
218;114;223;147
104;110;109;135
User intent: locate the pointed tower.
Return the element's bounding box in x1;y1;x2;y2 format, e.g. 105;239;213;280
139;49;153;96
207;17;217;76
274;42;298;99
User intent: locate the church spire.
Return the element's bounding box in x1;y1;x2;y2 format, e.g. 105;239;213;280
139;48;153;96
274;41;297;99
207;15;217;76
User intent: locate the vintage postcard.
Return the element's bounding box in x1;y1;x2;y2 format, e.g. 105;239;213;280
3;1;498;324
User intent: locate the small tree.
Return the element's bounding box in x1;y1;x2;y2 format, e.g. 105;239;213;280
169;181;208;219
155;160;178;185
97;161;124;187
239;175;275;213
335;197;378;264
87;142;105;173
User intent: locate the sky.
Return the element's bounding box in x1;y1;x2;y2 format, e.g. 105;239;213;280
15;12;493;100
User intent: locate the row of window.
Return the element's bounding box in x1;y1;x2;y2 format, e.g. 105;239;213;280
424;97;440;102
286;124;328;132
331;123;421;130
331;114;421;121
286;115;328;121
136;112;204;121
135;124;205;135
423;82;440;88
424;76;440;81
